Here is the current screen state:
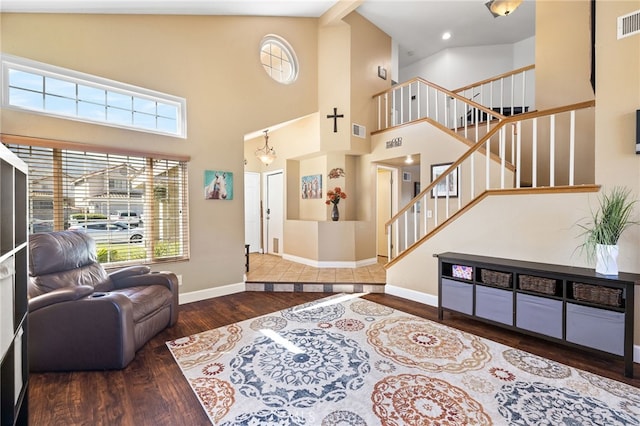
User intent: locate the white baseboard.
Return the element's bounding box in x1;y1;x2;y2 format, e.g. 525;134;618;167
282;253;378;269
384;285;640;364
384;285;438;307
178;282;244;305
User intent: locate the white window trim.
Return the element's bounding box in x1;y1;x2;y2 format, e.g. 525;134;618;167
1;53;187;138
260;34;299;85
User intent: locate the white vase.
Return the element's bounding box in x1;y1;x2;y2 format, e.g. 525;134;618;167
596;244;619;275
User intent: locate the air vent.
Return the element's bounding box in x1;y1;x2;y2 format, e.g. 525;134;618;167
352;123;366;139
617;9;640;39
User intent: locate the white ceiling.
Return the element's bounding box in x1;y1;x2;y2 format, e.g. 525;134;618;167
358;0;535;67
0;0;535;68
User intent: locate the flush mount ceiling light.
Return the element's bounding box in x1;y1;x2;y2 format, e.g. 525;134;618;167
255;129;276;166
485;0;523;17
442;32;451;40
405;155;414;164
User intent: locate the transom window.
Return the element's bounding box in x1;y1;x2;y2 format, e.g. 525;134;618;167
260;35;298;84
1;54;187;138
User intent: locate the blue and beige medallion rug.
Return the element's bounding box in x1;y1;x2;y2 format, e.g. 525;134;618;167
167;294;640;425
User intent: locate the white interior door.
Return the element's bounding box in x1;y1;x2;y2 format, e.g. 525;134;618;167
377;166;398;259
244;172;261;253
264;170;283;255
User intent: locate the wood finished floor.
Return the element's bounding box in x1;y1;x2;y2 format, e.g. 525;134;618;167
29;292;640;425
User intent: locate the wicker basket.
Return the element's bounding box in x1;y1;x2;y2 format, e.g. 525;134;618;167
480;269;512;288
573;283;622;307
519;275;557;295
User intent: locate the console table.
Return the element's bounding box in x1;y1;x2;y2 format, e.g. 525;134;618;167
437;252;640;378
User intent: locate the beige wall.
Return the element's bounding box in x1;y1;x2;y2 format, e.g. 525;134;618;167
594;0;640;343
344;11;392;155
535;1;595;109
1;13;319;293
318;23;352;153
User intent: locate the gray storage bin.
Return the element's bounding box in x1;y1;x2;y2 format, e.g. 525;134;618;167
441;278;473;315
516;293;562;339
476;285;513;325
566;303;624;356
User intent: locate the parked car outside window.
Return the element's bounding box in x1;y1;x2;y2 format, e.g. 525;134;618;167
68;221;144;244
109;211;141;226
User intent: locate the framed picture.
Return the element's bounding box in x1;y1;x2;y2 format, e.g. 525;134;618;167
430;163;458;198
204;170;233;200
377;66;387;80
301;174;322;199
403;171;412;182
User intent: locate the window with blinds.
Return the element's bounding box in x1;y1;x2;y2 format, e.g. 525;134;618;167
6;142;189;266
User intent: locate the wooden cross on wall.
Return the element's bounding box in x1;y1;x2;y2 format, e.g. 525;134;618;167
326;107;344;133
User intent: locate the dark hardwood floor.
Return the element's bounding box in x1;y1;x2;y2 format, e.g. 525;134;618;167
29;292;640;425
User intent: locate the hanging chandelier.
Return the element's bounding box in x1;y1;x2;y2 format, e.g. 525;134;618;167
485;0;522;17
255;129;276;166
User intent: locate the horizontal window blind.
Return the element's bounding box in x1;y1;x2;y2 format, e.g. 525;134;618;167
5;141;189;266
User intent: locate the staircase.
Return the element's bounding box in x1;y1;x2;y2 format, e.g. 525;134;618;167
372;67;598;265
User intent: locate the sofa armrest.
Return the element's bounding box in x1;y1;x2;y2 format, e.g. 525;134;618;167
110;271;178;293
29;293;136;371
28;285;94;312
110;271;179;326
108;265;151;282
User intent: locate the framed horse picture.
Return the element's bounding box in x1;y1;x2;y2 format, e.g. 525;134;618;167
204;170;233;200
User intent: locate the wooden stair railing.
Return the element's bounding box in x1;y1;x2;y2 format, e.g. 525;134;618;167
384;100;596;264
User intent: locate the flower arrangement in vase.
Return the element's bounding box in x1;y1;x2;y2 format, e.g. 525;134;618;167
326;187;347;221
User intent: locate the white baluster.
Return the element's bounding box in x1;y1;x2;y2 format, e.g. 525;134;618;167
470;152;475;198
403;211;408;253
500;127;506;189
516;121;522;188
532;117;538;188
387;224;392;260
569;110;575;186
485;138;491;189
550;114;555;187
422;194;428;238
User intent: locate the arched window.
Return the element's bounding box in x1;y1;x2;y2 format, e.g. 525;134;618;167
259;35;298;84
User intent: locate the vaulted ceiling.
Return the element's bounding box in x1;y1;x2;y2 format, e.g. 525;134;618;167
1;0;535;67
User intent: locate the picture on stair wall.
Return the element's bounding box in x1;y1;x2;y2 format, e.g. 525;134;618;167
430;163;458;198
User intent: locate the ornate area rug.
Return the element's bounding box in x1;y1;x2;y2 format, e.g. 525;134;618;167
167;294;640;425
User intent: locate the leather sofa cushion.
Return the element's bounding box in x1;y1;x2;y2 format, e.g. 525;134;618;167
30;231;98;276
115;285;173;323
29;263;109;298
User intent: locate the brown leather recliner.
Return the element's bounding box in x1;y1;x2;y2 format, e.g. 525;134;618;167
28;230;179;371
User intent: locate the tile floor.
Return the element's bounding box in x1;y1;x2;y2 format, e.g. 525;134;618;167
245;253;387;293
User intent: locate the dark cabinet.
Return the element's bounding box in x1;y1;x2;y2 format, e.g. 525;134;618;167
437;252;639;378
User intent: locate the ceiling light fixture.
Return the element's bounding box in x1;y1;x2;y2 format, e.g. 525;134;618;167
255;129;276;166
485;0;522;17
405;155;414;164
442;32;451;40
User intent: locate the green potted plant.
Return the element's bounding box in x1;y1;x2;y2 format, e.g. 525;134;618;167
578;186;638;275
